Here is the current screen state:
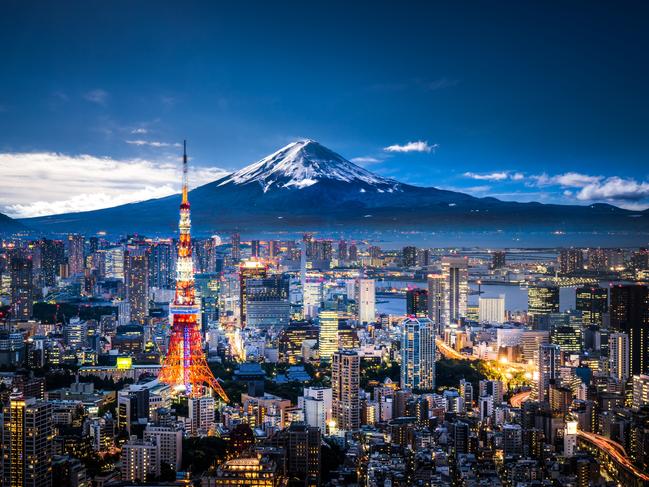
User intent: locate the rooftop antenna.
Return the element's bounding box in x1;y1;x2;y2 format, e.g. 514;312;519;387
182;140;189;205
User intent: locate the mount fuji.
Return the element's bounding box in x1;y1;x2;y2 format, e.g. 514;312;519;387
23;140;649;237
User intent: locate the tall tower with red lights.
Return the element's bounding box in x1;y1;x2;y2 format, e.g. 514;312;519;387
159;141;228;401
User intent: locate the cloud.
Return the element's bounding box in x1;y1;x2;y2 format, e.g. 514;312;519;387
463;171;510;181
131;128;148;134
384;141;438;153
532;172;602;188
125;139;181;148
575;177;649;202
83;89;109;105
0;152;229;218
351;156;382;164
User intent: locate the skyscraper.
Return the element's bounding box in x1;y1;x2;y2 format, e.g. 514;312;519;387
38;238;64;287
1;392;53;487
406;288;428;317
478;296;505;323
10;255;33;320
332;350;360;432
245;275;290;329
158;142;228;401
610;284;649;375
537;344;561;402
231;233;241;262
402;246;417;268
491;251;506;270
559;248;583;275
441;256;468;324
609;332;630;382
67;234;85;276
576;285;608;327
250;239;261;258
239;260;268;326
400;317;436;391
427;273;445;329
148;240;174;289
318;309;339;361
356;278;375;324
528;285;560;328
125;247;149;323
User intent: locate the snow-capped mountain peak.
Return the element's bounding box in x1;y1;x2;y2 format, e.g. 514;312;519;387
218;139;399;192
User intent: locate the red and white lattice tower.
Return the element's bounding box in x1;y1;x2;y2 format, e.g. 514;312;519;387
158;141;228;401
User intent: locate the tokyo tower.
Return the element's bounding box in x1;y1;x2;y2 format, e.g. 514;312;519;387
158;141;229;402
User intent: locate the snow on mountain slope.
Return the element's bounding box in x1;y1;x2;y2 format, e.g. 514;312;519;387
218;139;401;192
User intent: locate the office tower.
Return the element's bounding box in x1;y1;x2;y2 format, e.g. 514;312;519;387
610;284;649;375
63;317;87;349
537;344;561;402
609;332;630;382
318;310;339;361
576;285;608;326
148;241;174;289
121;436;160;482
521;330;550;364
400;317;436;391
1;393;53;487
125;247;149;323
144;425;182;471
491;251;506;270
406;288;428;317
348;243;358;262
189;396;216;435
479;380;504;404
427;273;445;328
286;422;321;486
303;386;332;431
559;248;583;275
251;239;261;258
231;233;241;262
269;240;281;259
103;247;124;278
332;350;360;432
337;240;348;262
441;256;468;324
10;255;33;319
632;375;649;408
528;285;560;327
39;238;64;286
368;245;382;267
158;143;228;401
239;260;268;326
67;234;85;275
402;246;417;268
551;326;582;354
245;275;290;329
478;296;505;323
118;386;150;434
356;278;375;324
302;272;324;319
460;379;474;410
454;422;470;454
587;248;609;272
564;419;578;457
503;423;523;456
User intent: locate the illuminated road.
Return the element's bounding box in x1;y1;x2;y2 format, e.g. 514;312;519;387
435;338;476;361
509;390;531;408
578;430;649;482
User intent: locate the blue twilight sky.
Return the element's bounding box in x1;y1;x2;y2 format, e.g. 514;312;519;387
1;1;648;217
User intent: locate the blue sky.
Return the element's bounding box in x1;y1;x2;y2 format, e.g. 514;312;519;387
1;1;648;216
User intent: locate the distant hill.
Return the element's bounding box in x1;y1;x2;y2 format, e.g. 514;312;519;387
23;140;649;237
0;212;27;234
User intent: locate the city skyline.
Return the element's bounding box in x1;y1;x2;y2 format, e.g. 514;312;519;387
1;1;649;217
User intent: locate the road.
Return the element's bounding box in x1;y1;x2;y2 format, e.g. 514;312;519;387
578;430;649;482
509;390;532;408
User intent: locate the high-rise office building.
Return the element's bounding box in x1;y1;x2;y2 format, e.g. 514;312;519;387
67;234;85;276
125;247;149;323
231;233;241;262
528;285;560;327
144;425;182;471
269;240;281;259
121;436;160;482
10;255;33;320
245;275;290;329
478;296;505;323
356;278;375;324
609;332;630;382
332;350;360;432
551;326;582;355
285;422;321;486
148;240;174;289
441;256;468;324
1;393;53;487
402;246;417;268
239;261;268;326
406;288;428;317
576;285;608;327
537;344;561;402
250;239;261;258
104;247;124;279
318;310;339;361
427;273;445;328
491;251;506;270
610;284;649;375
39;238;64;287
559;248;583;275
400;317;436;391
337;240;348;262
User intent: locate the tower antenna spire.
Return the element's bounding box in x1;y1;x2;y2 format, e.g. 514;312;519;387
182;139;188;204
